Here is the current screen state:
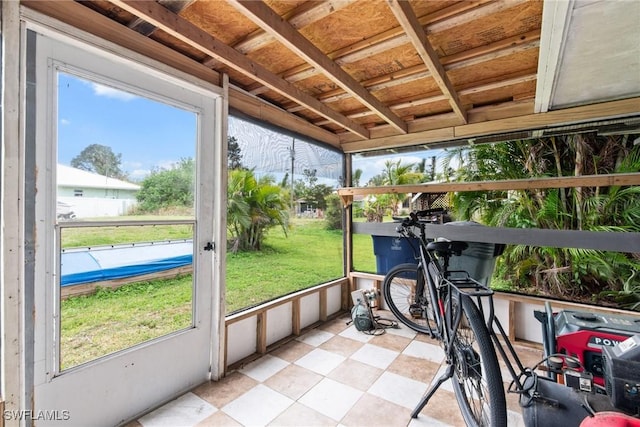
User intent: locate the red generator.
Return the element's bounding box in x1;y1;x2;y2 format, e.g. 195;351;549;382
543;308;640;386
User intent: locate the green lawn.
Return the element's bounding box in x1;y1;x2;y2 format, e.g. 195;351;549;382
60;218;376;369
225;218;376;311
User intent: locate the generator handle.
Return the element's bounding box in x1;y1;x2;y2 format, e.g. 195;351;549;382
533;302;558;380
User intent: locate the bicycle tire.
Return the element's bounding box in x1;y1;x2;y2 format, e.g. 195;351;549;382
449;294;506;427
382;263;435;334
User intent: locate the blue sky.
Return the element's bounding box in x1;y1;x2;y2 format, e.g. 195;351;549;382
57;73;197;181
57;72;451;185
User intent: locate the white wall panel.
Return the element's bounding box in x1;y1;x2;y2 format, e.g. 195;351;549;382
300;293;320;329
266;303;292;346
226;317;257;366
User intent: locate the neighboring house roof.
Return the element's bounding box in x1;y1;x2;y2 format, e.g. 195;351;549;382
57;164;140;191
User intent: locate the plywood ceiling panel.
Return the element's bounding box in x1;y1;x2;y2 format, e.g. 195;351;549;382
21;0;640;153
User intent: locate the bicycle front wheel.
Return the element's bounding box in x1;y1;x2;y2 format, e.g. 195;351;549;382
382;263;435;334
449;294;506;427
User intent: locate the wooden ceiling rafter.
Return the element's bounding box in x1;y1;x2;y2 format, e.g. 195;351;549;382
127;0;195;36
20;0;637;157
202;0;353;69
110;0;371;139
340;97;640;152
228;0;409;134
387;0;467;124
282;31;540;114
246;0;527;96
311;71;537;126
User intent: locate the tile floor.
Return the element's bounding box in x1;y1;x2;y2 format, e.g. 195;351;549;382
127;311;543;427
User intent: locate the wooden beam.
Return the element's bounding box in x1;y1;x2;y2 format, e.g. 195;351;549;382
535;0;573;113
287;32;539;113
128;0;195;36
319;289;328;322
20;0;341;148
230;87;340;148
455;97;640;138
245;0;512;95
340;97;640;152
110;0;370;139
337;172;640;197
203;0;352;68
229;0;408;134
387;0;467;124
313;72;536;125
257;311;267;354
292;298;301;336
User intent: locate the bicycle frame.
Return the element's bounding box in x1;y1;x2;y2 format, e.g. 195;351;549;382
397;213;529;416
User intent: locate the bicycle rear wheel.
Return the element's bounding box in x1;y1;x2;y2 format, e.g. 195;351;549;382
449;294;506;427
382;263;435;334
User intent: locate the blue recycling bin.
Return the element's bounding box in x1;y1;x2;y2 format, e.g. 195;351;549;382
371;235;418;275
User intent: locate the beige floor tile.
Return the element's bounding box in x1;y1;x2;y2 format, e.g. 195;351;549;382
319;315;352;334
196;410;243;427
369;331;412;352
386;354;441;384
511;343;544;369
264;363;323;400
413;333;441;345
414;389;465;426
327;358;383;391
319;335;364;358
269;338;315;363
137;319;532;427
505;383;524;415
268;402;337;426
341;393;412;427
192;371;259;408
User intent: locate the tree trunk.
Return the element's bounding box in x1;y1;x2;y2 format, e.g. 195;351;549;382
573;134;585;230
550;136;568;211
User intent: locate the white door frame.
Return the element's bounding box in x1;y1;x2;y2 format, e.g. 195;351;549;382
23;16;226;426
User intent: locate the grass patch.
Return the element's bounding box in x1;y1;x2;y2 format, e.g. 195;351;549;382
61;222;193;248
60;218;377;368
61;275;192;370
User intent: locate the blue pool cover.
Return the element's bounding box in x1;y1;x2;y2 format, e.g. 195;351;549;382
60;241;193;286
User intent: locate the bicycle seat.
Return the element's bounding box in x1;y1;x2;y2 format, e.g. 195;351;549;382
426;240;468;256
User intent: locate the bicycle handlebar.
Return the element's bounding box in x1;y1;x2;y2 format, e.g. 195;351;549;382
394;208;448;234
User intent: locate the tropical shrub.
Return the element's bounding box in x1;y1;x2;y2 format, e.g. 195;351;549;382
227;169;289;252
136;158;194;212
324;193;343;230
445;134;640;309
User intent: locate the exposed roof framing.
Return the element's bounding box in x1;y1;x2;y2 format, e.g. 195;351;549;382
21;0;640;153
229;0;408;134
111;0;372;139
387;0;467;124
127;0;195;35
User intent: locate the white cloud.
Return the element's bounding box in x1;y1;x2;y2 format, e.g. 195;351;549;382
60;118;70;125
129;169;151;180
91;82;137;101
156;160;180;170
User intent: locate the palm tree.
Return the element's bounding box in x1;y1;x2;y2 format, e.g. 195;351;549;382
381;159;422;215
352;168;363;187
227;169;289;252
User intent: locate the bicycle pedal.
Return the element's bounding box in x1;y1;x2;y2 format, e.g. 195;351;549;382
409;305;423;318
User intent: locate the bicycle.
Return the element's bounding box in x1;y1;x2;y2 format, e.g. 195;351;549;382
382;209;513;426
382;210;640;427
